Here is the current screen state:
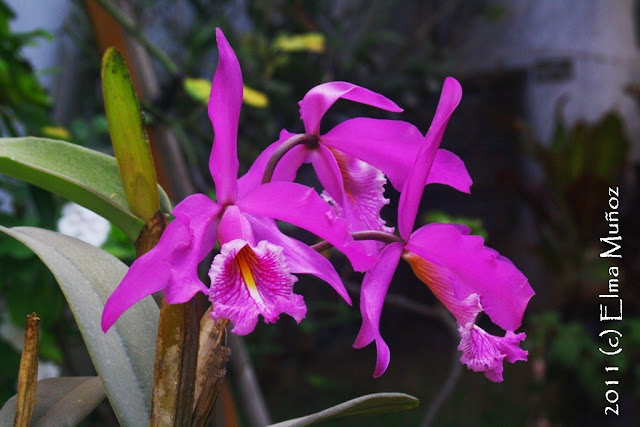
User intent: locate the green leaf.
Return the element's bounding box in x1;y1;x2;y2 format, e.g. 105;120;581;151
268;393;419;426
0;137;171;241
0;226;159;426
102;48;160;220
0;377;105;426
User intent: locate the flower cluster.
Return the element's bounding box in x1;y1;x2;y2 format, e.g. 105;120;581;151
102;28;534;382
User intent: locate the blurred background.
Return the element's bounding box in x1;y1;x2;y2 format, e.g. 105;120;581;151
0;0;639;425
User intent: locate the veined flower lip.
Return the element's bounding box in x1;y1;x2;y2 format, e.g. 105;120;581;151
208;238;305;335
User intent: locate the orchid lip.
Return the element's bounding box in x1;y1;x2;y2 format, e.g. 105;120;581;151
208;239;306;335
234;243;264;305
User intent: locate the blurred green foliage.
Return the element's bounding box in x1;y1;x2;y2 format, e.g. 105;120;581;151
424;210;488;239
525;112;629;297
527;312;640;422
0;189;67;404
0;0;130;407
0;0;64;405
0;1;51;136
521;110;635;424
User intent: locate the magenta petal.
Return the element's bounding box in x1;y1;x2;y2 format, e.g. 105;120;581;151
163;194;222;303
402;247;529;382
458;326;527;382
102;253;170;332
218;205;255;245
405;223;534;331
237;130;308;198
208;28;243;204
402;250;483;328
243;213;351;304
310;145;346;206
321;149;392;257
402;249;528;381
299;82;402;134
208;239;306;335
353;242;403;378
398;77;463;239
396;138;438;240
427;149;472;194
328;150;392;233
322;119;470;194
275;144;309;179
321;118;424;191
237;182;376;272
102;194;221;331
237;139;281;198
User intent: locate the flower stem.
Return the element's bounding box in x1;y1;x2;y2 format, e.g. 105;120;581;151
14;313;39;427
261;133;319;184
192;314;230;426
311;230;404;252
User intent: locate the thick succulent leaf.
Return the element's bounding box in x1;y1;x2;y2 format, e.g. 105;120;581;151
0;226;159;426
0;137;171;241
102;48;160;220
0;377;105;426
268;393;418;426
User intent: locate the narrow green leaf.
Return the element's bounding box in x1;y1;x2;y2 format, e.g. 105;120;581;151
0;377;106;426
0;137;171;241
0;226;159;426
102;47;159;220
268;393;419;426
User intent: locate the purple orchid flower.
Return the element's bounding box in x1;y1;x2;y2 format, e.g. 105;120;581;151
237;82;473;255
101;28;373;335
353;77;535;381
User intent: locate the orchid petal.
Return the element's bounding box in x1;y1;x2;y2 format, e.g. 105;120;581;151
310;145;346;206
243;213;351;304
458;324;527;382
403;249;528;381
101;250;170;332
237;182;376;272
398;77;463;239
102;194;221;331
320;149;392;256
208;28;243;204
208;239;306;335
353;242;404;378
237;129;308;198
299;82;402;134
405;223;534;331
162;194;222;303
218;205;255;245
322;118;471;194
321;118;423;190
428;149;472;194
402;251;482;327
329;149;392;233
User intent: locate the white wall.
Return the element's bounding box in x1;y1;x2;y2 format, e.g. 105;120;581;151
456;0;640;159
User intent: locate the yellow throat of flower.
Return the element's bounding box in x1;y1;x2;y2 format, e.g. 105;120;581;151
235;245;264;305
